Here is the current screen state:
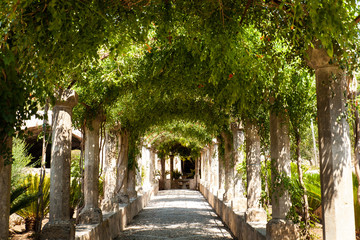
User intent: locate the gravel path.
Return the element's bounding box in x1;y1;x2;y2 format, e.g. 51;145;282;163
115;189;234;240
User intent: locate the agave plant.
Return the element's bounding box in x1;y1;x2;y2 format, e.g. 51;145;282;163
303;171;360;232
16;174;50;232
303;172;321;212
10;184;37;215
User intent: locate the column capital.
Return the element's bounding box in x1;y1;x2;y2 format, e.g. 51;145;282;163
231;121;244;131
306;41;341;70
55;89;78;108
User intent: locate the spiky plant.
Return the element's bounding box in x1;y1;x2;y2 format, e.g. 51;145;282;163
303;172;321;213
16;174;50;232
10;184;37;215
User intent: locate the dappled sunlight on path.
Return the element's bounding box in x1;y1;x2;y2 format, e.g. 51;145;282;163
115;189;234;239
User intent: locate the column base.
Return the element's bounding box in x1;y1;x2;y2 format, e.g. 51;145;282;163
78;207;103;224
115;193;130;204
41;220;75;240
232;197;247;211
245;208;267;222
223;191;233;203
217;189;225;200
266;219;298;240
159;180;165;190
128;190;137;200
101;198;119;213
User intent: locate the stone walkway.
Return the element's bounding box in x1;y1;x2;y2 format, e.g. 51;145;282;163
115;189;234;240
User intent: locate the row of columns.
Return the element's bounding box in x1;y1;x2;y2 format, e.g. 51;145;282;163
200;116;296;239
40;90;141;239
0;45;356;240
200;45;357;239
158;153;201;190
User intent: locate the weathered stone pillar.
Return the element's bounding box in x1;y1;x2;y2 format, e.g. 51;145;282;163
204;147;211;187
218;138;226;198
231;122;247;211
195;157;200;189
245;121;267;222
101;128;119;212
200;151;205;185
160;156;166;190
170;154;174;188
78;117;103;224
114;130;129;203
307;45;355;240
149;148;156;184
207;147;212;188
0;137;11;240
266;112;297;239
211;140;220;194
127;166;137;199
221;132;232;202
42;89;77;240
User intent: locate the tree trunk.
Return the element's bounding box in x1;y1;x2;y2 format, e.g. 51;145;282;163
264;155;269;207
0;136;12;239
310;119;318;166
35;99;49;237
160;156;166;190
170;155;174;188
295;130;310;239
25;217;37;232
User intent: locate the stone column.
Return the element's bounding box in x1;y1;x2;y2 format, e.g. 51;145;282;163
101;128;119;212
160;156;166;190
204;147;211;187
245;121;267;222
307;45;355;240
207;147;212;188
231;122;247;211
170;154;174;188
0;137;11;239
211;140;220;194
200;152;205;184
149;148;156;184
127;166;137;199
114;130;129;203
266;112;296;239
42;89;78;240
218;140;226;198
221;132;232;202
195;157;200;189
78;117;103;224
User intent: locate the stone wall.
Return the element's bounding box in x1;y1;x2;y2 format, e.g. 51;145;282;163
75;183;159;240
200;184;266;240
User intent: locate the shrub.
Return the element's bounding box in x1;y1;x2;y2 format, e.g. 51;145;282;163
172;169;181;179
11;137;33;185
